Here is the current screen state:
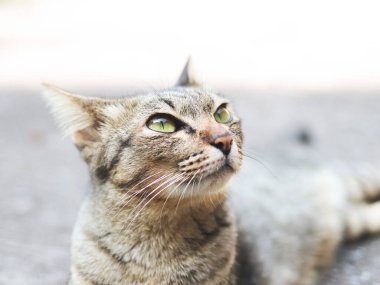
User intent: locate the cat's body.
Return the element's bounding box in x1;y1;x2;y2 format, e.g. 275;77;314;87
232;161;380;285
43;61;380;285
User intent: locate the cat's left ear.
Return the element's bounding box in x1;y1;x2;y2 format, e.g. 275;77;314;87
42;83;107;148
176;57;201;87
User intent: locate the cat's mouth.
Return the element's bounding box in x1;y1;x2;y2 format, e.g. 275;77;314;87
203;161;234;179
171;147;241;197
170;158;235;198
178;154;235;182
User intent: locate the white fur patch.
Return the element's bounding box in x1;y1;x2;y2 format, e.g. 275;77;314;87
103;104;125;121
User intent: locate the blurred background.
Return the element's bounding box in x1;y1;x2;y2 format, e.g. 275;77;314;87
1;0;380;92
1;0;380;284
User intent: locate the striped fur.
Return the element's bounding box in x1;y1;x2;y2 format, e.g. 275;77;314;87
44;81;243;285
43;64;380;285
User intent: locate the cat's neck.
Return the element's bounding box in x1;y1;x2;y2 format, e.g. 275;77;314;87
81;186;236;260
89;184;231;234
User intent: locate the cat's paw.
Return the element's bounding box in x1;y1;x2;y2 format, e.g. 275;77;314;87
344;167;380;239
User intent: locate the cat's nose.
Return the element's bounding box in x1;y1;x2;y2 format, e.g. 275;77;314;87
210;134;233;155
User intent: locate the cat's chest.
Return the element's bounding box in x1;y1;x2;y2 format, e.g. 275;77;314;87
105;210;235;263
74;195;238;284
80;203;237;284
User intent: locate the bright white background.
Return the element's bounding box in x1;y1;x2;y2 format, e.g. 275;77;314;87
1;0;380;92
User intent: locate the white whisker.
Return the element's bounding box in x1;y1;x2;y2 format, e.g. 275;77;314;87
116;171;164;205
175;170;201;215
123;172;180;222
159;176;188;230
111;171;174;221
127;174;184;228
112;172;181;248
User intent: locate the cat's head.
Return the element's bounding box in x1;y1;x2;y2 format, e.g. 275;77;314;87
43;62;243;201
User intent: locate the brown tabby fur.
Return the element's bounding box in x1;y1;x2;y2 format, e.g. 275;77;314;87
43;61;380;285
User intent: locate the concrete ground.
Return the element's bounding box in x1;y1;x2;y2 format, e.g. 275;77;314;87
0;88;379;285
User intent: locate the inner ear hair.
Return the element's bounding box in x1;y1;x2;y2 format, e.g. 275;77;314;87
42;83;106;146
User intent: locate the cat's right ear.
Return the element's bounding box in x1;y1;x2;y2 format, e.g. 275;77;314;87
42;83;106;148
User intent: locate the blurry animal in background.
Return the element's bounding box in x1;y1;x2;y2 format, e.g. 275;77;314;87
43;60;380;285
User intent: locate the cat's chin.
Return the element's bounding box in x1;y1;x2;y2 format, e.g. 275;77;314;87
168;162;236;199
204;161;234;178
200;163;236;190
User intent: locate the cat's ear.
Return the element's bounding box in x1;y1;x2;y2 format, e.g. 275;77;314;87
176;57;201;87
42;83;106;147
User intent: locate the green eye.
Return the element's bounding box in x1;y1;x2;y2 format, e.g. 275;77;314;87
214;106;232;124
147;116;177;133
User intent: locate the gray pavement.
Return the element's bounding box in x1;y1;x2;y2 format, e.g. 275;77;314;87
1;88;379;284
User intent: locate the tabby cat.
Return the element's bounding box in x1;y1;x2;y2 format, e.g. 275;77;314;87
43;60;380;285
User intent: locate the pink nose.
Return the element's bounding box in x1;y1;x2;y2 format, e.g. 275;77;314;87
210;134;233;155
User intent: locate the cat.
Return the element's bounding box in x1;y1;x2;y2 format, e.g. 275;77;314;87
43;60;380;285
